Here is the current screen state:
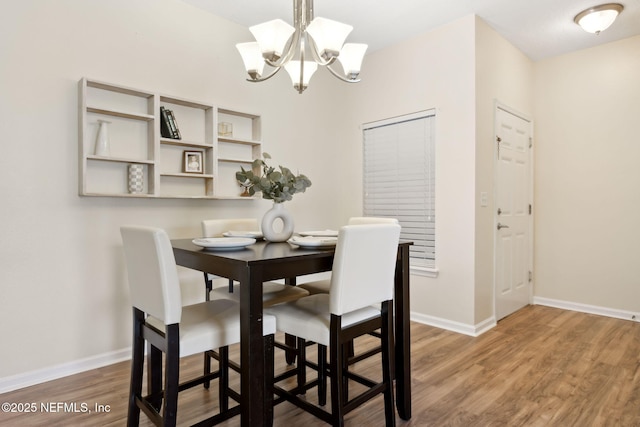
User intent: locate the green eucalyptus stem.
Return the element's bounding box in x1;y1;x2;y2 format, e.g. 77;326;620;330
236;152;312;203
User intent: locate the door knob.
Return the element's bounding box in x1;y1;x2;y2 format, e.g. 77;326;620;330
497;223;509;230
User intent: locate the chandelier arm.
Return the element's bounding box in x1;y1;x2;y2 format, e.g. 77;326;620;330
326;64;361;83
246;66;284;83
306;35;336;66
264;28;302;68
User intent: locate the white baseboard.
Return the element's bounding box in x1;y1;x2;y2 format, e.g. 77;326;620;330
0;348;130;394
533;297;640;322
410;312;497;337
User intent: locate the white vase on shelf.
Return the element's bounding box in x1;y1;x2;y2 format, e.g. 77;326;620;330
261;202;294;242
94;119;111;156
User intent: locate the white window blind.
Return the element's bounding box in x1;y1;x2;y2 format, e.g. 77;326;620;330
363;110;435;268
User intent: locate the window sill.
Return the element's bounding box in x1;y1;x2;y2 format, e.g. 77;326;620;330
411;265;439;278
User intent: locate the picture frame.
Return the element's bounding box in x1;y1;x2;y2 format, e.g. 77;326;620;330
183;150;204;174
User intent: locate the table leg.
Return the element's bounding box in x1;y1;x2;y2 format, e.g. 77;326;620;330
239;266;267;427
394;244;412;420
284;277;297;365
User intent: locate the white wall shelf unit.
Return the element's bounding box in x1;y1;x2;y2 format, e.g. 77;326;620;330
78;78;261;199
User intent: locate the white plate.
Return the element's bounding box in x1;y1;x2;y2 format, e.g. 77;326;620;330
298;229;339;237
288;236;338;248
192;237;256;250
222;231;264;239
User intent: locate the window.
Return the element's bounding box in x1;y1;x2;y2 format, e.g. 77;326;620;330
363;110;435;269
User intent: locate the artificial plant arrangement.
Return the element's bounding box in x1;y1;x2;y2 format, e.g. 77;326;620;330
236;152;312;203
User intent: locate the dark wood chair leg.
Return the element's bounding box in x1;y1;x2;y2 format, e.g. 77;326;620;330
127;308;144;427
203;272;212;301
218;346;229;412
204;351;212;389
330;318;345;427
285;333;297;365
381;303;396;426
147;343;163;411
163;325;180;427
264;334;275;427
341;343;349;404
296;337;307;394
318;344;327;406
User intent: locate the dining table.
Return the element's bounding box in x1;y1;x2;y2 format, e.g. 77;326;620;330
171;238;412;426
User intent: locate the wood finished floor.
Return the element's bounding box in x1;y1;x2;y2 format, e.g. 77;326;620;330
1;305;639;426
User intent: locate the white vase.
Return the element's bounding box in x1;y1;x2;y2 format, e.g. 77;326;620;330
128;164;144;194
94;120;111;156
261;202;294;242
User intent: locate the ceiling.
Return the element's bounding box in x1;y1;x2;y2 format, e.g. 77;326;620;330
179;0;640;61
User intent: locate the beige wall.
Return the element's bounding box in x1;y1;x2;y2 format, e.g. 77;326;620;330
533;35;640;313
348;16;479;326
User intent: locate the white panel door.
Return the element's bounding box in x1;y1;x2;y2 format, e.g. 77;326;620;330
495;107;532;320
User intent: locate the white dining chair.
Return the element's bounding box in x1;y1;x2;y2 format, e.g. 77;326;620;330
297;217;399;295
120;225;276;427
266;223;401;426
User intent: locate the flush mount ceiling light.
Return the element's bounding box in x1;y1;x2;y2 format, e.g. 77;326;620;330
574;3;624;34
236;0;367;94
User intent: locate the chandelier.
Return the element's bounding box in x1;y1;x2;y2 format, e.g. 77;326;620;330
236;0;368;94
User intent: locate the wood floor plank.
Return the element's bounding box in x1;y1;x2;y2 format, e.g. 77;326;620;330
1;305;639;426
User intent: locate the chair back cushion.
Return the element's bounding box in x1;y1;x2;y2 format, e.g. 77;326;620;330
348;217;399;225
201;218;259;237
120;226;182;325
329;223;401;315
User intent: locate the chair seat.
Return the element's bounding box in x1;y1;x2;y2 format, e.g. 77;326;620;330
265;294;380;346
297;279;330;295
210;282;309;307
146;299;276;357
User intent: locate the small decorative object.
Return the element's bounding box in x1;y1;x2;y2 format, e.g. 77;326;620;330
94;119;111;156
218;122;233;137
128;164;144;194
239;179;252;197
183;150;203;174
236;152;312;242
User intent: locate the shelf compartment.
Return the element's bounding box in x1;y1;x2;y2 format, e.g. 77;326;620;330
84;112;153;161
217;108;261;142
158;175;214;198
83;160;152;196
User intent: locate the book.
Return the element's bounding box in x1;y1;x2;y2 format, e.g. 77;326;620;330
167;109;181;139
160;106;174;139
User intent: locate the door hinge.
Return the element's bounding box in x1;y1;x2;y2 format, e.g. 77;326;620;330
528;271;533;282
529;137;532;148
529;204;532;215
